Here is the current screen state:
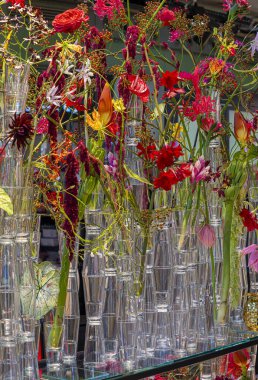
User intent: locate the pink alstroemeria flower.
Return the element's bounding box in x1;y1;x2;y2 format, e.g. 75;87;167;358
241;244;258;272
190;156;210;184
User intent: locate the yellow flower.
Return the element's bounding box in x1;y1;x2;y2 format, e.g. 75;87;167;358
86;110;104;131
171;123;183;141
56;42;82;61
216;35;238;56
112;98;125;113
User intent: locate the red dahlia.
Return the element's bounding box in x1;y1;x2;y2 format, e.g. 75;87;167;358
7;113;33;150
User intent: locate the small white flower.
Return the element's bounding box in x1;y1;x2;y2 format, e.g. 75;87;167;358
46;85;62;106
56;59;75;76
77;59;94;87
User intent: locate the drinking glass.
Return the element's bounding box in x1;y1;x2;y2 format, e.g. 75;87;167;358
0;238;19;338
153;226;173;311
83;252;105;324
44;321;64;371
0;337;21;379
84;323;105;367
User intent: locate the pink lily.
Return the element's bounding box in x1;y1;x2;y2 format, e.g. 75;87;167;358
241;244;258;272
190;156;210;184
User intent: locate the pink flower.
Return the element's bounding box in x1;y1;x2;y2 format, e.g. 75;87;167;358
36;118;49;134
190;156;210;184
157;7;175;26
197;224;216;248
222;0;233;12
169;30;184;43
241;244;258;272
93;0;124;20
236;0;249;7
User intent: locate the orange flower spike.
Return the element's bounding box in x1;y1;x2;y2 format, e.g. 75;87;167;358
98;82;113;127
234;111;251;144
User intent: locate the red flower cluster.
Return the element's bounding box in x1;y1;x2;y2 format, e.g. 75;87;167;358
239;208;258;231
156;142;183;170
157;7;175;26
154;164;191;191
137;143;158;161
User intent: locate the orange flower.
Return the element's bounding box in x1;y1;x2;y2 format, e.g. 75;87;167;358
98;83;113;126
209;59;226;75
234;111;251;144
86;83;113;131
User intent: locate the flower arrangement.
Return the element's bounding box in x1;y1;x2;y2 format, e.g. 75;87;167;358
0;0;258;358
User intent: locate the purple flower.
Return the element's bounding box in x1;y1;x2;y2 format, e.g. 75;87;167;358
190;156;210;184
250;32;258;57
125;25;140;59
241;244;258;272
104;152;118;178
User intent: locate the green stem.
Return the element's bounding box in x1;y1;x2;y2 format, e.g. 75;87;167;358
217;200;234;324
51;244;70;347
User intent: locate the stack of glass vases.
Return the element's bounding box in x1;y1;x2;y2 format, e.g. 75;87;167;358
58;231;80;364
0;62;39;379
83;191;106;367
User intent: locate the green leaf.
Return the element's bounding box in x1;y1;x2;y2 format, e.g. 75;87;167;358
0;187;13;215
34;262;60;320
124;164;153;186
247;145;258;161
152;103;165;119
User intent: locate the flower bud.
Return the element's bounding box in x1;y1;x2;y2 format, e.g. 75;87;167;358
234;111;251;143
197;224;216;248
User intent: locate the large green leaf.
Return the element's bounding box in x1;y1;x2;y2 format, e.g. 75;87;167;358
124;164;153;186
0;187;13;215
34;262;60;320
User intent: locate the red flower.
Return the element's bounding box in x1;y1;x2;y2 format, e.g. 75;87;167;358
7;113;33;150
157;7;175;26
126;75;150;103
107;121;119;135
137;143;158;161
154;170;179;191
52;9;88;33
160;71;185;98
156;142;183;170
239;208;258;231
227;349;250;378
64;97;86;112
36;118;49;134
160;71;178;89
154;163;191;191
6;0;25;6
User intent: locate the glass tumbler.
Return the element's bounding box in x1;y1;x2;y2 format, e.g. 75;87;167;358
44;321;64;371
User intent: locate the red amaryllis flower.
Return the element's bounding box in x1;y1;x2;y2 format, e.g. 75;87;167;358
227;349;250;378
137;143;158;161
156;142;183;170
197;224;216;248
239;208;258;231
234;111;251;144
157;7;175;26
52;8;88;33
7;113;33;150
126;75;150;103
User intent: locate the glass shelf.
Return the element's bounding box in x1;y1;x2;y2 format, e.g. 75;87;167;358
39;326;258;380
